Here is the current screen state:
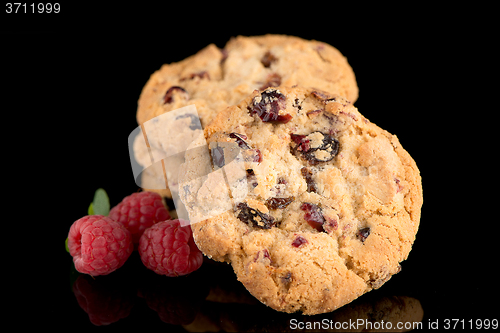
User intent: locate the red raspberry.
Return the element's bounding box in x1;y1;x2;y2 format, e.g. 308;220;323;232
68;215;133;276
138;219;203;277
109;191;171;244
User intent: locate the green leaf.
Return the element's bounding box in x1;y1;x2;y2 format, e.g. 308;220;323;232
88;202;94;215
92;188;110;216
65;237;69;253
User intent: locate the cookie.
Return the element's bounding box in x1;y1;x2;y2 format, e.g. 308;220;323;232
181;86;422;315
134;35;358;197
137;34;358;128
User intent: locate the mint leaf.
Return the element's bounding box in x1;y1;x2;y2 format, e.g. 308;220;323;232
92;188;110;216
88;202;94;215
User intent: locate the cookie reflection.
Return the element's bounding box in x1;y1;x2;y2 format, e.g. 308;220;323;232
185;259;423;332
70;256;422;331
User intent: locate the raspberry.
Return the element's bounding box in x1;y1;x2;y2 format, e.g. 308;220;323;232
109;191;171;244
68;215;133;276
138;219;203;277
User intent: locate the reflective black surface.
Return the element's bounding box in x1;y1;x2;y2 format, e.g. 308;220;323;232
65;253;427;331
8;5;496;331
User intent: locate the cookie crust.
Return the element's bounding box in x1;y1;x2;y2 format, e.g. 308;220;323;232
188;86;422;315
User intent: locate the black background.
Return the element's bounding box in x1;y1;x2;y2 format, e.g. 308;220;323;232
3;3;496;332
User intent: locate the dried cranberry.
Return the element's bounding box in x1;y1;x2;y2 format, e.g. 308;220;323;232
261;51;277;67
163;86;188;104
300;203;325;232
357;227;370;242
236;202;275;229
242;148;262;163
265;197;294;210
300;167;317;193
229;133;250;149
323;217;338;234
180;71;210;81
281;271;292;286
229;133;262;163
277;178;287;185
246;169;258;188
291;134;310;152
292;235;308;248
253;149;263;163
247;89;292;124
254;249;271;262
395;178;404;193
292;131;339;165
259;73;281;90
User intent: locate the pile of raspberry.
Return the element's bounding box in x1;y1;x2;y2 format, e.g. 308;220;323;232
67;190;203;277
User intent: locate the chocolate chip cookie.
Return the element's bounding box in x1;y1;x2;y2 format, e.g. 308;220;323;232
184;86;422;315
134;35;358;197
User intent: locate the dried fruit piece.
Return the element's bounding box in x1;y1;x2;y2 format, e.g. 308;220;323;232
292;131;339;165
277;178;287;185
292;235;308;248
281;271;292;287
300;203;325;232
236;202;275;229
248;89;292;124
261;51;277;67
395;178;404;193
163;86;188;104
303;132;339;162
260;73;281;90
181;71;210;81
254;249;271;262
265;197;295;210
243;149;262;163
357;227;371;242
301;167;317;193
229;133;251;149
323;217;338;234
291;134;310;152
246;169;258;188
228;133;262;163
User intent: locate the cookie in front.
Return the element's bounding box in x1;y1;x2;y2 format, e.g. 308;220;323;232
184;86;422;315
